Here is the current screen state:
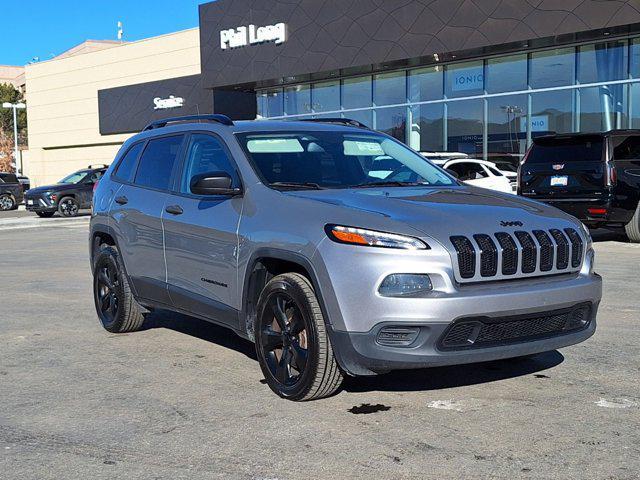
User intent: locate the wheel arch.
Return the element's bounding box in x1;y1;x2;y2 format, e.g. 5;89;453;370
241;248;345;342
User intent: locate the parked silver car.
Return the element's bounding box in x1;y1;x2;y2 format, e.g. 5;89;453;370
90;115;602;401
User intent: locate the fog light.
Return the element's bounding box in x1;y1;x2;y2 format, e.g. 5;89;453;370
376;326;420;347
378;274;432;298
564;304;591;331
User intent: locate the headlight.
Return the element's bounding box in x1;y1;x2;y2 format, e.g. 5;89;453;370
325;224;429;250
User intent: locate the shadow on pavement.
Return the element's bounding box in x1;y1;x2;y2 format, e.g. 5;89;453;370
342;350;564;393
143;309;257;361
143;309;564;393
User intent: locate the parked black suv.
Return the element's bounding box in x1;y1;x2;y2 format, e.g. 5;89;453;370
25;165;107;218
0;172;24;211
519;131;640;242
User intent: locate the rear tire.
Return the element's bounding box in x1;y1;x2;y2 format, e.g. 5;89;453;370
625;202;640;243
255;273;343;401
93;246;145;333
36;211;55;218
0;194;16;211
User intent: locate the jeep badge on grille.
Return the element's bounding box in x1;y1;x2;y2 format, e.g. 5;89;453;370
500;221;524;227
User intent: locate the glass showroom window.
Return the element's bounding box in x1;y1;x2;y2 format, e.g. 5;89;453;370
445;61;484;99
530;47;576;88
487;95;528;155
342;76;372;110
311;80;340;113
408;66;443;102
579;85;627;132
343;109;373;129
578;41;628;84
375;106;407;142
630;38;640;78
409;104;444;152
447;99;484;155
531;90;574;138
486;54;528;93
373;71;407;106
258;88;284;118
284;84;311;116
631;83;640;128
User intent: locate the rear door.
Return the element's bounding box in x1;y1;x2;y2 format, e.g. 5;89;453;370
110;134;186;305
519;135;606;199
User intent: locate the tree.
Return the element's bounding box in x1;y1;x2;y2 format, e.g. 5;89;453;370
0;83;27;173
0;83;27;135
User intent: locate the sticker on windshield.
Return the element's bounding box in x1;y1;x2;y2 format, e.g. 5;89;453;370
247;138;304;153
344;140;384;156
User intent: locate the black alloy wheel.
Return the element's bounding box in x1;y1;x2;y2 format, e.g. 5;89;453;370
260;293;309;387
95;260;120;330
255;273;343;401
92;246;146;333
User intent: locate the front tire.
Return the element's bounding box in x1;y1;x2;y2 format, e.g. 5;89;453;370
255;273;343;401
625;202;640;243
93;246;145;333
0;194;16;211
58;196;79;217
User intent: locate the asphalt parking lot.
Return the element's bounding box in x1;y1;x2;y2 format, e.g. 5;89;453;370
0;217;639;479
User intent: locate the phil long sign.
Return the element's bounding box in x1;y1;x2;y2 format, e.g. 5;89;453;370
220;23;287;50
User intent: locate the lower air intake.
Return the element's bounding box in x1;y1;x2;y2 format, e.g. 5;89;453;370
438;303;592;350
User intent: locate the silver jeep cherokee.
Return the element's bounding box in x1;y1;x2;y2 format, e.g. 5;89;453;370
90;115;602;401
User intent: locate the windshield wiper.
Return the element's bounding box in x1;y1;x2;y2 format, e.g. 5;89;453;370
353;180;424;188
269;182;325;190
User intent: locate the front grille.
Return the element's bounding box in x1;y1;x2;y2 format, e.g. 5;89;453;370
550;229;569;270
514;231;537;274
473;234;498;277
449;228;585;282
532;230;554;272
564;228;583;268
439;303;592;350
450;236;476;279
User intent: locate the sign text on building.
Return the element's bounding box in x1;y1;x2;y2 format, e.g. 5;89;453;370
220;23;287;50
153;95;185;110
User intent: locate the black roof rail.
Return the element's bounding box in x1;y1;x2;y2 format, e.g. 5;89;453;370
299;118;370;129
143;114;234;131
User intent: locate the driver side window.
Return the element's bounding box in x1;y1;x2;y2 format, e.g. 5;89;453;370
447;162;488;181
181;134;238;194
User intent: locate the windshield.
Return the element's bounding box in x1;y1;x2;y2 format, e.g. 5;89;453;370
58;171;89;184
237;131;456;189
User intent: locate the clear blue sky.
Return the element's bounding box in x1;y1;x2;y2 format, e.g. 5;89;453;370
1;0;210;66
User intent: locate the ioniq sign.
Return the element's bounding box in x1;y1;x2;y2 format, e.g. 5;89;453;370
220;23;287;50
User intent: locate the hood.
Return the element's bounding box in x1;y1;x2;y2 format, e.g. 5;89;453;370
285;186;579;240
26;183;74;195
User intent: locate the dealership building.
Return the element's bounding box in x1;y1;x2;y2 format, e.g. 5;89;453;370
23;0;640;186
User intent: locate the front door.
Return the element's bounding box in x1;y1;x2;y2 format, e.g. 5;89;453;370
163;132;243;328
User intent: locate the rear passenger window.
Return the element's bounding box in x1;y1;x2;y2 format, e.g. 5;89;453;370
114;143;144;182
134;135;184;191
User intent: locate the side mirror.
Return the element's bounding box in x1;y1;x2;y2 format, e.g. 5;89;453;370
190;172;242;196
445;168;460;179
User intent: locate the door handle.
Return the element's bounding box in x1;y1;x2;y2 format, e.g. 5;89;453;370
165;205;183;215
114;195;128;205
